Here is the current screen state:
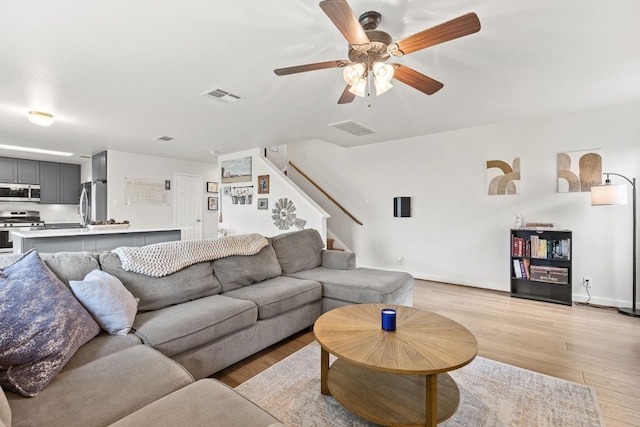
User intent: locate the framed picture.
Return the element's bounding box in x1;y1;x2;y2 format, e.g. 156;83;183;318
486;158;521;196
223;186;231;196
557;150;602;193
258;175;270;194
221;156;252;183
206;182;218;193
208;197;219;210
257;198;268;210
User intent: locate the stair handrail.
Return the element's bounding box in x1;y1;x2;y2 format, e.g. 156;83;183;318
288;161;363;226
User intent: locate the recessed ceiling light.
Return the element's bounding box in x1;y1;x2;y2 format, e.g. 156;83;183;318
27;111;54;126
0;144;73;157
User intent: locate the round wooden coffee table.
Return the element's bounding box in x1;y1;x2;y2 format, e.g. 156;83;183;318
314;304;478;427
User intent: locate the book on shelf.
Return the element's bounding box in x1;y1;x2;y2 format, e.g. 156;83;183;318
512;259;531;279
522;258;531;279
524;222;554;230
513;259;522;278
511;235;531;258
517;234;570;260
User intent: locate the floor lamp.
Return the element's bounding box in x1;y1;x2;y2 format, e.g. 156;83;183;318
591;172;638;317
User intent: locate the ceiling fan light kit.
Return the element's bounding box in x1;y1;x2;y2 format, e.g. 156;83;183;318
274;0;481;104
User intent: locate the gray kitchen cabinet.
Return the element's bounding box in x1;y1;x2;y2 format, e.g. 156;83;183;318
39;162;81;204
17;159;40;184
0;157;15;182
0;157;39;184
92;151;107;182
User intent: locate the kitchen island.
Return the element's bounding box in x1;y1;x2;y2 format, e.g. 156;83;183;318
11;226;182;254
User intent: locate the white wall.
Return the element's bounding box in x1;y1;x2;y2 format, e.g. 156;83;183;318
218;148;329;239
106;150;218;238
288;100;640;308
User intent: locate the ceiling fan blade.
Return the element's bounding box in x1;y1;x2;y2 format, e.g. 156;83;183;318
274;60;348;76
337;85;356;104
319;0;370;46
392;65;444;95
389;12;480;56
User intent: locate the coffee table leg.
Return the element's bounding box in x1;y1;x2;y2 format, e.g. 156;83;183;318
320;347;331;396
425;374;437;427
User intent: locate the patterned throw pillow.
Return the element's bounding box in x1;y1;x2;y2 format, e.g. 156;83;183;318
0;250;100;397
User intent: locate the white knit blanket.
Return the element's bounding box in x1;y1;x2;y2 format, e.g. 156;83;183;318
112;233;268;277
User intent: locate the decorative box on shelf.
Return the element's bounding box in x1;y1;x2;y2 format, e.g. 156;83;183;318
530;265;569;284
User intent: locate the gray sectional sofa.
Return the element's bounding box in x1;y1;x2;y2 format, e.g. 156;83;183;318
0;228;413;427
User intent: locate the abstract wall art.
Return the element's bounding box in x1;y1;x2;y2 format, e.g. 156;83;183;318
557;150;602;193
486;157;521;196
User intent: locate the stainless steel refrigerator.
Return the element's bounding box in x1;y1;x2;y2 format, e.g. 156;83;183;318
80;181;107;225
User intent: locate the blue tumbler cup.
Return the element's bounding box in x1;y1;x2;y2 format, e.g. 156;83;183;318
381;308;396;331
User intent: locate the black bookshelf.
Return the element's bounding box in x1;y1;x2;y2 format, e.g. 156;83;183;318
510;229;573;306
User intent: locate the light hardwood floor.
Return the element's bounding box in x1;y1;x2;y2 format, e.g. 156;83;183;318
213;279;640;426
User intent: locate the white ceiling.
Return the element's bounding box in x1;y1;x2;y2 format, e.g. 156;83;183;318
1;0;639;164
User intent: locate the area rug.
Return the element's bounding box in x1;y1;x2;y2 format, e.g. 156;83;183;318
236;341;604;427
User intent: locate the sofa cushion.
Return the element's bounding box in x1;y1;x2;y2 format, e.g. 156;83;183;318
223;276;322;320
270;229;325;274
132;295;257;357
110;379;283;427
0;387;10;427
287;266;414;305
0;250;101;397
0;251;100;287
213;244;282;292
5;345;193;427
99;252;222;311
70;270;138;335
63;333;141;371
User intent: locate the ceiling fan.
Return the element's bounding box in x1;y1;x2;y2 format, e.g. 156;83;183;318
274;0;481;104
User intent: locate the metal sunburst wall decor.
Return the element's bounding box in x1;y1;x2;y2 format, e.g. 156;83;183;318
272;197;307;230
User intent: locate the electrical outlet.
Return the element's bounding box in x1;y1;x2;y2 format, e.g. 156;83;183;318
583;277;592;288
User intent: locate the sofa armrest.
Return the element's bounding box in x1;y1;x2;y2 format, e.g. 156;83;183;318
321;250;355;270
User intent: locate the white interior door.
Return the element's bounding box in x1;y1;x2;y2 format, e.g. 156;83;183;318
174;173;203;240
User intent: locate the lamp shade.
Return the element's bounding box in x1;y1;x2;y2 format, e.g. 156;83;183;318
348;77;367;97
342;63;365;86
591;183;628;206
374;77;393;95
372;62;394;82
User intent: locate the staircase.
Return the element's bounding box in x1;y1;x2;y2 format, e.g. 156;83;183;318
326;238;344;251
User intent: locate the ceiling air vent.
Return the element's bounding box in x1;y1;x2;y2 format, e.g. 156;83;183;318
328;120;376;136
154;136;175;142
203;88;245;104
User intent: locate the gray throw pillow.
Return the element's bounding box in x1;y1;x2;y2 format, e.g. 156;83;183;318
70;270;139;336
0;250;100;397
270;229;325;274
213;244;282;292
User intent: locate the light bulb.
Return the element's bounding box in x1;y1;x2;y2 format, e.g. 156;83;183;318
342;63;365;86
372;62;394;83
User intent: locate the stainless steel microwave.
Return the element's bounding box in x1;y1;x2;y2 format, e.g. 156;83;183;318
0;183;41;202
